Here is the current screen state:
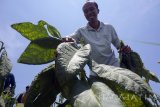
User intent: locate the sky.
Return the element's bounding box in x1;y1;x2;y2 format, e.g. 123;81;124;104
0;0;160;97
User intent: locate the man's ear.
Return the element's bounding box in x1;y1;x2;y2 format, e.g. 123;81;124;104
97;9;100;14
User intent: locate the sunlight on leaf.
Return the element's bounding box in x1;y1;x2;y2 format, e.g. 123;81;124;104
38;20;47;26
11;22;49;41
11;20;61;41
18;38;61;64
114;85;144;107
38;20;61;38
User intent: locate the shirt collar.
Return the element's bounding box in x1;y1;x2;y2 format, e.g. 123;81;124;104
86;22;103;31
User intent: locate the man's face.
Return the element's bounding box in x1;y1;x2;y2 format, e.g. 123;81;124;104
83;3;99;23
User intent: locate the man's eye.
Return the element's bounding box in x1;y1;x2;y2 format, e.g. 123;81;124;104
90;8;94;11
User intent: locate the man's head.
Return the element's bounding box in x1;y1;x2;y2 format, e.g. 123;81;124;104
82;2;99;23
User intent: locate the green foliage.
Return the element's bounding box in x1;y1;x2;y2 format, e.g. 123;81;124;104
0;50;12;96
11;20;62;64
119;41;160;83
47;24;61;38
1;91;15;107
0;78;5;96
11;21;49;41
91;62;152;96
25;64;60;107
114;85;144;107
11;20;160;106
18;37;61;65
0;97;5;107
11;20;61;41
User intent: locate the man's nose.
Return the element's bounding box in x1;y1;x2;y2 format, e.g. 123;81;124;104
86;11;93;16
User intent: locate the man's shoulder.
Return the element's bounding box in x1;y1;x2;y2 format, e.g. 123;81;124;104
77;26;87;31
102;22;113;28
101;22;116;31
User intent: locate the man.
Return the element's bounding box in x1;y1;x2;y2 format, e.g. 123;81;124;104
21;85;30;104
63;1;131;76
15;85;30;107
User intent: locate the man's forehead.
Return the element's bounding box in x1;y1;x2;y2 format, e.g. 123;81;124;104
83;2;95;9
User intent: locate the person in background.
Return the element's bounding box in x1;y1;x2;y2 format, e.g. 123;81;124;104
15;85;30;107
21;85;30;104
4;73;16;96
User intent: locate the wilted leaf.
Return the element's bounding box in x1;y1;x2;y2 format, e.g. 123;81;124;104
70;80;123;107
119;51;144;77
89;61;152;97
18;37;61;64
0;51;12;76
56;43;91;86
67;44;91;72
11;22;49;41
119;47;159;83
147;71;160;83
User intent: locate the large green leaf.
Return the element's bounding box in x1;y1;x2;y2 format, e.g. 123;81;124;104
11;20;61;41
25;64;60;107
11;21;49;41
18;37;61;64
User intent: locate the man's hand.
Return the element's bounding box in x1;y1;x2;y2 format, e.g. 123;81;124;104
119;45;132;54
62;37;75;42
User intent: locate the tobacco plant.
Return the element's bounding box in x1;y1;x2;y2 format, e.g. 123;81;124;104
11;20;160;107
0;41;14;107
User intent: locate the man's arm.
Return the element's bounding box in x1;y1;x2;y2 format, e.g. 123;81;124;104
110;25;132;53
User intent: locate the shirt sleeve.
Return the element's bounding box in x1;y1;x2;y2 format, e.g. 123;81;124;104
110;25;120;49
